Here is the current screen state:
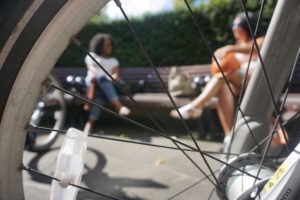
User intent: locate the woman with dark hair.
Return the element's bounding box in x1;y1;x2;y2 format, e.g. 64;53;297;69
84;33;130;133
170;12;264;144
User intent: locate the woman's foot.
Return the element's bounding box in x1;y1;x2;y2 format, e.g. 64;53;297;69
170;104;202;119
83;103;90;111
219;135;231;153
119;106;131;116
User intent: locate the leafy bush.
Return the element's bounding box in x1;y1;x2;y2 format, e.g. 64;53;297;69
57;0;275;68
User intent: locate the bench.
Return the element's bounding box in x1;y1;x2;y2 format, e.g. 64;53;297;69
117;65;218;109
53;64;300;112
54;64;300;140
54;64;216;109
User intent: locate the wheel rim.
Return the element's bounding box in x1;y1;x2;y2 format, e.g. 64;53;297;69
1;0;299;199
0;0;109;198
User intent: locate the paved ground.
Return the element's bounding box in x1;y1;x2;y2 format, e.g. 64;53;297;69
23;129;223;200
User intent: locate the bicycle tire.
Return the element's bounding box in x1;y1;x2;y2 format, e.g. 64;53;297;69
0;0;109;199
26;74;66;152
1;0;300;199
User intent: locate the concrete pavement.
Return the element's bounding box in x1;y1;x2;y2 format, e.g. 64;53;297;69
23;132;222;200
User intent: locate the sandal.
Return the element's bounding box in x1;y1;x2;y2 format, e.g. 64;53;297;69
119;106;131;116
170;104;203;119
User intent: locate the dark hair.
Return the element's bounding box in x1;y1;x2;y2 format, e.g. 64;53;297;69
235;12;263;38
89;33;112;55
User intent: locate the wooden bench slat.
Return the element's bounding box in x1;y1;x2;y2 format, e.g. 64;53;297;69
53;64;300;111
120;93;218;109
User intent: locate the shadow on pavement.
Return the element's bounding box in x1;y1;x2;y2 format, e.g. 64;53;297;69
26;146;167;200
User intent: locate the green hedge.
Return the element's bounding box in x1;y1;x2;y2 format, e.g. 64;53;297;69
57;0;274;68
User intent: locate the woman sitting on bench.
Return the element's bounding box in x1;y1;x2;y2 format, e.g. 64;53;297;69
170;12;264;143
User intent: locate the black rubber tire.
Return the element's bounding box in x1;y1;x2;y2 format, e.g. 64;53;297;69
0;0;109;199
0;0;68;119
0;1;69;199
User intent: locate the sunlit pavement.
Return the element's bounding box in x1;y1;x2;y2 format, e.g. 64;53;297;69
23;133;222;200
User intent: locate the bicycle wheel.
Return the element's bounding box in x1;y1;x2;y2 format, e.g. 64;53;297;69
26;74;66;152
0;0;109;199
0;0;300;199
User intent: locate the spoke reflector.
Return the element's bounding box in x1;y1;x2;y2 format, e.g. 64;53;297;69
51;128;87;200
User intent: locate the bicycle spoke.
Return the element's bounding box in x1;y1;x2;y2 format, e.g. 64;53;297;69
45;2;285;198
112;0;189;131
88;133;220;157
89;134;238;157
239;0;290;153
113;0;199;150
113;0;225;192
71;36;221;185
250;108;298;154
71;37;167;134
45;82;204;152
28;124;260;180
28;124;240;157
2;0;299;199
183;0;263;155
167;169;219;200
283;111;300;126
28;121;262;189
47;82;222;187
227;0;267;158
28;125;269;180
250;47;300;190
22;165;122;200
249;135;272;153
239;0;278;117
208;188;216;200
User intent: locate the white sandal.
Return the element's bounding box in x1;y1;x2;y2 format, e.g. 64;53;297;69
119;106;131;116
171;104;203;119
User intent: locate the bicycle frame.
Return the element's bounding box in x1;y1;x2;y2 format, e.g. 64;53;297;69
227;0;300;198
1;0;300;199
231;0;300;154
233;141;300;199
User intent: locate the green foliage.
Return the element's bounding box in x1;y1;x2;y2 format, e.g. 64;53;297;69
174;0;197;11
57;0;275;68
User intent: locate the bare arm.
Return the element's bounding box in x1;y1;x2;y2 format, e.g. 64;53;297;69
85;56;99;77
111;66;121;81
215;36;264;58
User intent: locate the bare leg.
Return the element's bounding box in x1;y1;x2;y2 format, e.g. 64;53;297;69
191;74;226;109
84;119;95;134
84;78;96;111
217;84;237;136
170;71;242;119
188;53;251;114
216;70;246;135
170;74;225;119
